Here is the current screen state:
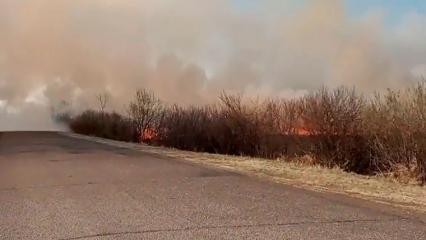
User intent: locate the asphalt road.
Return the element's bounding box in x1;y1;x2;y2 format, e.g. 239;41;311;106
0;132;424;240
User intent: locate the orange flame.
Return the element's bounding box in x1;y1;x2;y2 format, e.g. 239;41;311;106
141;128;157;141
294;127;311;136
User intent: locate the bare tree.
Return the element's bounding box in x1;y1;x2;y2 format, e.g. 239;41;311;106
97;93;109;114
128;89;163;142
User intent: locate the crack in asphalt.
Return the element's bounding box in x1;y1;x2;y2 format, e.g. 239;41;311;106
59;218;407;240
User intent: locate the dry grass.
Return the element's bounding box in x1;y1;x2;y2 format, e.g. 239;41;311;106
64;132;426;213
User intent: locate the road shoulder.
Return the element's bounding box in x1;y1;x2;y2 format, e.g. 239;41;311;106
62;132;426;215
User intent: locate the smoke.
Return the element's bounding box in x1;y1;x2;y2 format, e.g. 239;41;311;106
0;0;425;130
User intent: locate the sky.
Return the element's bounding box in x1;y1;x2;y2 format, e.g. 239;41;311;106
232;0;426;22
345;0;426;23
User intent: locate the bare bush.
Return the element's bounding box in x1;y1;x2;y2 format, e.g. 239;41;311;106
263;99;302;135
364;90;414;172
68;84;426;184
218;92;262;155
157;105;214;151
300;87;368;172
258;99;304;157
69;110;132;141
364;83;426;183
128;89;164;142
410;82;426;183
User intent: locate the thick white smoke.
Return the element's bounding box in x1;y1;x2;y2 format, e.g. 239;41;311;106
0;0;425;130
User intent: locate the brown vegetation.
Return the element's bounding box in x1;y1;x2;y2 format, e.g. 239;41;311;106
69;110;132;142
68;83;426;184
128;89;164;142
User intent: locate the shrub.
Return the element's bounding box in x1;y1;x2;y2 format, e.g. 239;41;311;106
68;84;426;184
69;110;133;142
128;89;164;142
364;83;426;183
300;87;369;173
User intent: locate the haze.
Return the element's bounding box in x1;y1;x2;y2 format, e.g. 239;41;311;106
0;0;425;130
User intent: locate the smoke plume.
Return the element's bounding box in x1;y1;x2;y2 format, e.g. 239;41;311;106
0;0;425;130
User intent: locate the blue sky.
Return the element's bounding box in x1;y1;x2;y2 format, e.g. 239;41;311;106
232;0;425;23
345;0;426;22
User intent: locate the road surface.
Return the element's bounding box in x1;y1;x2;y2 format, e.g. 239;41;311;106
0;132;424;239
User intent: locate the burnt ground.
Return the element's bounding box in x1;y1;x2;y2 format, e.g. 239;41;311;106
0;132;425;239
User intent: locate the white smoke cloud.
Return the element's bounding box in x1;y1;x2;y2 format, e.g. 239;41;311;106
0;0;425;130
